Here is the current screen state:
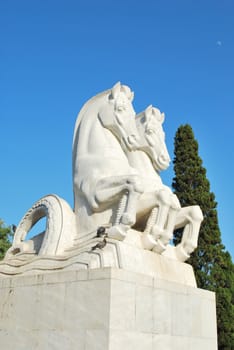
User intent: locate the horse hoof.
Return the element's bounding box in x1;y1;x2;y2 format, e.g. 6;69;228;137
151;225;164;239
152;239;167;254
107;225;128;241
121;213;135;226
174;243;190;262
141;234;157;250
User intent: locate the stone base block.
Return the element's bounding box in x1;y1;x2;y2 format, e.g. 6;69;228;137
0;268;217;349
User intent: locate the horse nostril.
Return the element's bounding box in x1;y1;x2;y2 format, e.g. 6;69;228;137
159;154;170;164
128;135;137;145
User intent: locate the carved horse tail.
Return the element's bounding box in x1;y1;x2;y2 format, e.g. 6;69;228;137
5;194;77;259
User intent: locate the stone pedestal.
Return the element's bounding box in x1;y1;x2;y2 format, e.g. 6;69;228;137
0;267;217;350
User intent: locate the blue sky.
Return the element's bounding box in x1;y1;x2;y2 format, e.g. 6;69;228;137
1;0;233;259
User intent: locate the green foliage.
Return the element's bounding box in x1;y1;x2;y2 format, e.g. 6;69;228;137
0;219;12;260
172;124;234;349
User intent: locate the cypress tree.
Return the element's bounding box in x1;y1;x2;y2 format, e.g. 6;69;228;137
172;124;234;349
0;219;12;260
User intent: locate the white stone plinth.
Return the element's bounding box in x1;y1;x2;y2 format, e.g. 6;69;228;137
0;268;217;349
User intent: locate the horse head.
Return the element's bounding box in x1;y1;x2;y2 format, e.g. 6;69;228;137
136;105;170;171
98;82;140;151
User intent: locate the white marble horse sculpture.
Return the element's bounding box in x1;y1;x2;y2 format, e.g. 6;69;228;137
72;82;143;241
4;83;202;265
5;82;143;258
127;105;181;253
130;105;203;261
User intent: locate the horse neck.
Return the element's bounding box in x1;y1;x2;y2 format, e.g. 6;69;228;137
75;108;128;161
128;120;159;177
128;149;162;184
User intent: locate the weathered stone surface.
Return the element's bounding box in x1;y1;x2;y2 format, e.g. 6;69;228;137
0;229;197;287
0;268;217;349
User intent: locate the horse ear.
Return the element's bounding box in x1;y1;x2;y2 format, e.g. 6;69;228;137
152;107;165;124
144;105;153;122
130;91;134;102
110;81;121;99
121;85;134;102
161;112;165;123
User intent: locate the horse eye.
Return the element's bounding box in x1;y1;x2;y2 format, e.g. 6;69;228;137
116;105;125;112
146;129;154;135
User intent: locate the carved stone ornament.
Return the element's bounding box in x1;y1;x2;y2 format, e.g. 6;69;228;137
0;82;203;283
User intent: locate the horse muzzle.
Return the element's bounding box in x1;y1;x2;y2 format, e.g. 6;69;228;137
157;153;170;170
126;134;140;150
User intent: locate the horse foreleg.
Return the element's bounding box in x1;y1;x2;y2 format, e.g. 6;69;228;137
161;194;181;239
141;207;158;250
151;190;180;254
108;189;141;241
121;189;140;226
150;189;170;234
105;176;143;241
173;205;203;262
141;190;180;252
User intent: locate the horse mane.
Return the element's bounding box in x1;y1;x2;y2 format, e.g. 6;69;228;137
72;83;134;165
72;89;110;149
72;89;112;178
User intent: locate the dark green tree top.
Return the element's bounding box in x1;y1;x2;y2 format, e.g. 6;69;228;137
172;124;234;349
